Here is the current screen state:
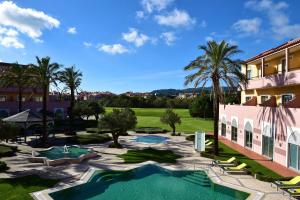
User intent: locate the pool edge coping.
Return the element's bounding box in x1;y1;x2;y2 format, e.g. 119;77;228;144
30;161;262;200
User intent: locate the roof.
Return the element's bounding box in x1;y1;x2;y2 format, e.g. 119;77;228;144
246;38;300;63
2;109;53;123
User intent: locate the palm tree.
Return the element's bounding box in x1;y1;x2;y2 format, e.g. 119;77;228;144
0;62;31;112
58;66;82;134
184;40;247;155
31;57;60;143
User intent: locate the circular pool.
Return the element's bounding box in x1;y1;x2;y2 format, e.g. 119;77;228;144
134;135;168;144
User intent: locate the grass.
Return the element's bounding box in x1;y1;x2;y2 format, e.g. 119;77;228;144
0;144;17;158
202;141;282;182
0;175;59;200
106;107;213;133
74;133;112;145
118;148;182;163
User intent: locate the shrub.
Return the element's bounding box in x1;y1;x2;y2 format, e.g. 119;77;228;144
186;135;195;141
135;127;168;134
0;145;17;157
0;161;8;172
75;133;111;145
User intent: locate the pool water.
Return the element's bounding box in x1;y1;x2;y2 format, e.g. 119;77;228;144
135;135;168;143
50;164;249;200
38;146;92;160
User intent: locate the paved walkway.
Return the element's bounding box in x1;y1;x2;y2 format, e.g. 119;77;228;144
220;137;299;177
0;134;294;200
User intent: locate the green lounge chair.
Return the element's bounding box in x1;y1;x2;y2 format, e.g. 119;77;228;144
285;188;300;198
272;176;300;191
222;163;247;174
213;157;236;166
206;141;213;147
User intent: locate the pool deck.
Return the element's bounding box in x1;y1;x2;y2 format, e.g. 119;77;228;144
0;133;294;200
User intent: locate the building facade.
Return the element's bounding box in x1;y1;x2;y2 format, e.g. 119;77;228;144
0;62;70;119
219;38;300;172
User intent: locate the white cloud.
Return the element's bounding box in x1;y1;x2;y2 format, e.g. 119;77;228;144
0;36;24;48
160;32;177;45
200;20;207;28
67;27;77;34
83;42;92;48
154;9;196;28
141;0;174;13
0;1;60;48
233;18;262;35
136;11;145;19
205;36;213;42
0;26;24;48
122;28;149;47
98;43;129;55
245;0;300;39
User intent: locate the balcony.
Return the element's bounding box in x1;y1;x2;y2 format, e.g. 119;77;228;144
246;68;300;90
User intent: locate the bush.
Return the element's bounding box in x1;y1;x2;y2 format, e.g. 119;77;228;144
189;96;213;118
0;145;17;157
86;128;98;133
135;127;168;134
78;134;111;145
186;134;195;141
0;161;8;172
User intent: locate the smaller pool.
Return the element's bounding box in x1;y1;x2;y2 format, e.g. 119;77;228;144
135;135;168;144
37;146;93;160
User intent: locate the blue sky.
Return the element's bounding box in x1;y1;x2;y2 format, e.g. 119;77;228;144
0;0;300;93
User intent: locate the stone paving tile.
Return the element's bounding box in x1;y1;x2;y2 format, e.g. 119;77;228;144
0;134;293;200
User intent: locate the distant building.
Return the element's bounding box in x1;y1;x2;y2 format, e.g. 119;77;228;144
219;38;300;171
76;91;115;101
0;62;70;119
122;91;152;98
177;93;198;99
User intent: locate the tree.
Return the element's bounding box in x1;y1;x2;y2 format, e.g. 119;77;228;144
0;121;21;143
88;101;105;121
58;66;82;134
31;56;61;143
189;96;213;118
160;109;181;134
0;62;31;112
99;108;137;148
184;40;247;155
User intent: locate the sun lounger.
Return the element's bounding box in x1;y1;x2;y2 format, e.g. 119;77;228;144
221;163;247;174
205;139;210;144
284;188;300;198
212;157;236;166
206;141;213;147
272;176;300;191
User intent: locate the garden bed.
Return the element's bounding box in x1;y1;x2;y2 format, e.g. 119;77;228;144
118;148;182;163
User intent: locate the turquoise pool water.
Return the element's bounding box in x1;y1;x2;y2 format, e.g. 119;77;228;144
38;146;92;160
50;164;249;200
135;135;168;143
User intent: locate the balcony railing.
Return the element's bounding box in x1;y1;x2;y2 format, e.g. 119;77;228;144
246;68;300;90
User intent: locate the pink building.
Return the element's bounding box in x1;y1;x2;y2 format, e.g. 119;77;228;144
219;38;300;172
0;62;70;119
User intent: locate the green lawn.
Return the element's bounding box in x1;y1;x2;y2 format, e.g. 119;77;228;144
118;148;182;163
106;107;213;133
0;175;59;200
203;141;282;181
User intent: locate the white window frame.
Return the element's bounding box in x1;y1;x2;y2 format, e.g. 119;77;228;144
0;95;7;102
281;93;294;105
245;96;252;102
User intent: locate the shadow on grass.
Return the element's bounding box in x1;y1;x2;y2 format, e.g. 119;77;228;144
117;148;182;164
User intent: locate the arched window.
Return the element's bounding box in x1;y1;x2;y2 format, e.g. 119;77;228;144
245;121;253;148
288;131;300;170
231;119;238;142
221;117;226;136
262;123;273;158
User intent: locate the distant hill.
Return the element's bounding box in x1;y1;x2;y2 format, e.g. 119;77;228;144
151;87;231;96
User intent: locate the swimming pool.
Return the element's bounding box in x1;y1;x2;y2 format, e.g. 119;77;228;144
50;164;249;200
37;146;93;160
134;135;168;143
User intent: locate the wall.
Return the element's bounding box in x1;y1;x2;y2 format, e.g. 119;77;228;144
219;104;300;167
